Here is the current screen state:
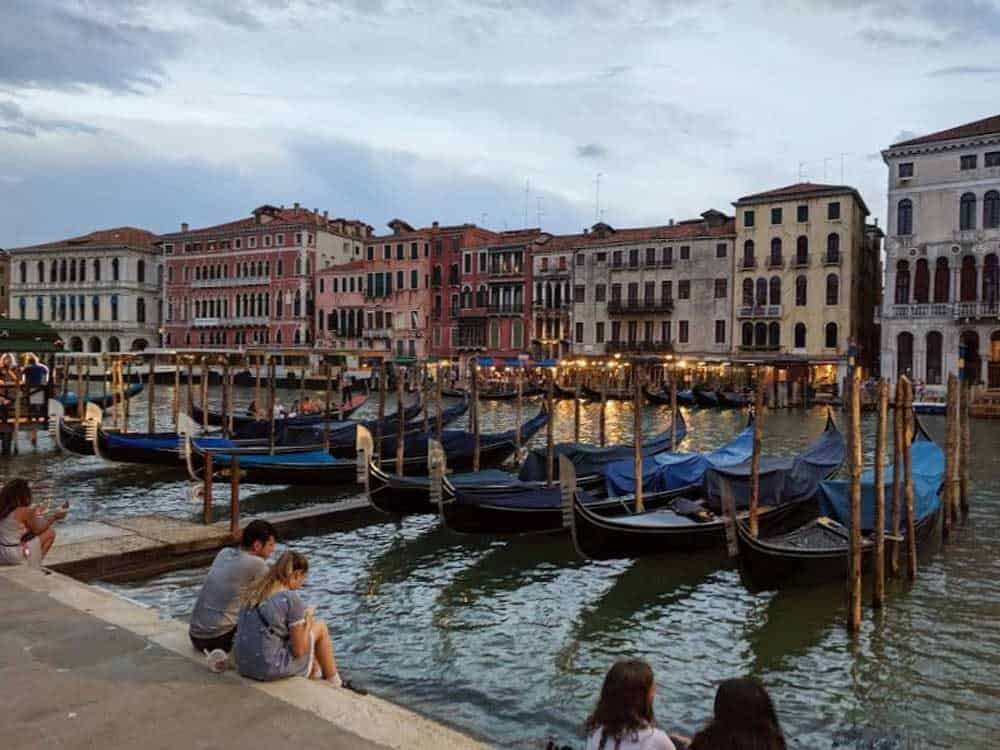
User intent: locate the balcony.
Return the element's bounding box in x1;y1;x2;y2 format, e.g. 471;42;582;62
790;254;810;268
488;265;524;278
883;303;951;319
767;256;784;269
823;253;842;267
738;344;781;352
191;276;269;289
192;317;222;328
229;316;269;326
535;267;569;278
738;305;782;319
487;302;524;315
455;334;487;350
605;341;674;354
536;304;570;317
367;327;393;338
741;258;757;270
606;300;673;315
954;301;1000;319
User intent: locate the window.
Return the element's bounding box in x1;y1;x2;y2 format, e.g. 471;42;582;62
264;235;272;247
825;322;838;348
678;280;690;299
795;236;808;265
596;322;605;343
662;246;673;265
926;331;943;385
111;258;120;281
595;284;606;302
645;247;656;266
596;252;607;263
984;191;1000;229
629;249;639;268
826;274;839;305
512;320;523;349
611;284;621;302
755;278;767;306
411;243;418;259
771;207;782;225
644;281;655;303
744;210;755;227
960;154;978;170
479;253;487;273
110;295;119;322
627;282;639;303
396;244;404;261
795;275;807;306
612;250;623;268
769;276;781;305
463;254;472;274
680;245;690;260
574;285;585;303
576;253;585;266
714;320;725;344
410;269;419;289
768;322;779;348
826;233;840;262
575;322;584;343
679;320;689;343
934;257;950;303
742;240;755;267
249;237;257;249
827;201;841;220
984;151;1000;167
137;297;146;323
137;259;145;283
714;278;727;298
960;192;976;230
383;245;390;260
797;205;808;222
899;162;914;178
898;198;913;235
661;321;671;343
277;259;284;276
914;259;930;303
716;243;727;258
742;278;754;307
610;321;621;342
661;280;672;303
794;322;806;349
895;260;910;304
769;238;782;265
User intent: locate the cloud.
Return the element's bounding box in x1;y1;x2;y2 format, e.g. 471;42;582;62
0;1;183;93
928;65;1000;76
855;27;943;49
0;101;100;137
576;143;608;159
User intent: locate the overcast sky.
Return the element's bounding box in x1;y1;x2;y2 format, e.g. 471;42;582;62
2;0;999;247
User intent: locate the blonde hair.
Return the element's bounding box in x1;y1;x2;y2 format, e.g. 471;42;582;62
240;550;308;608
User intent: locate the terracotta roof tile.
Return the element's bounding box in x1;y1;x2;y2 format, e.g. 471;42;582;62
537;217;734;252
161;206;367;239
891;114;1000;148
735;182;855;203
11;227;159;252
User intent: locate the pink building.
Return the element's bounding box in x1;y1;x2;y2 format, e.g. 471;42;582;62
161;204;371;349
315;260;367;352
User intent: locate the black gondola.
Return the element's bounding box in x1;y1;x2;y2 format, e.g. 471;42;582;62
735;419;944;591
189;392;369;433
692;388;720;407
553;382;579;400
718;390;749;408
581;384;632;401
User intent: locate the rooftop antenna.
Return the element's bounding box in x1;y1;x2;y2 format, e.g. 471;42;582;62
798;161;807;181
594;172;603;222
480;212;488;228
536;196;544;229
524;179;530;228
840;152;849;183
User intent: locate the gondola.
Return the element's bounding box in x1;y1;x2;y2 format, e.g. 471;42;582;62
581;384;632;401
718;391;749;408
476;386;542;401
50;399;99;456
441;387;468;399
677;389;696;406
911;401;946;415
434;411;689;534
564;414;845;560
735;419;943;591
57;383;144;409
642;385;673;406
553;382;579;400
189;392;369;433
198;407;548;486
692;388;720;407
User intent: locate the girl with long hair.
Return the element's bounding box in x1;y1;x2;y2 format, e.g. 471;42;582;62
689;678;786;750
233;550;340;684
0;478;67;566
585;659;677;750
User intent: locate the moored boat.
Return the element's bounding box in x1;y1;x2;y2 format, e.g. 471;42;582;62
57;383;144;409
692;388;720;407
189;392;369;434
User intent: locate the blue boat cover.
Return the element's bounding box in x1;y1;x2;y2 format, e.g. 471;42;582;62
59;383;144;408
603;421;754;497
677;390;696;405
106;431;181;453
210;449;346;468
818;433;943;531
704;415;845;511
517;411;686;482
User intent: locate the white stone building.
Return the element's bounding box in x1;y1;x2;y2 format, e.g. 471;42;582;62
7;227;163;353
880;114;1000;393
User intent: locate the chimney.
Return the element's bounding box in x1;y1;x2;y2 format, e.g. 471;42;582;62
313;208;318;215
323;210;329;219
669;219;674;226
181;222;189;232
293;202;300;209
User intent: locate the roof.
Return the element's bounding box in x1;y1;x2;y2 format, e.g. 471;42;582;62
734;182;869;214
159;205;368;239
891;114;1000;148
9;227;158;253
539;216;735;253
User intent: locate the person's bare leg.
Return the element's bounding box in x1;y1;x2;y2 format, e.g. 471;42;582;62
309;619;337;680
39;529;56;559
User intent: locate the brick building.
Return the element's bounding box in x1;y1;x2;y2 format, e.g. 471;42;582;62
160;204;371;349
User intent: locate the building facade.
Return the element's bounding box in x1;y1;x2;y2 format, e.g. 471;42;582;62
7;227;162;353
569;213;735;360
315;260;367;353
880;114;1000;391
0;249;9;318
161;204;371;350
731;183;876;395
531;236;572;361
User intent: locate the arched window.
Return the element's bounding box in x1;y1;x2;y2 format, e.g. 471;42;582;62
769;238;782;265
754;322;766;347
897;332;913;377
136;297;146;323
934;257;950;303
137;260;145;283
755;277;767;306
769;276;781;305
913;258;930;303
795;275;807;306
795;236;808;265
107;336;121;353
742;322;753;347
743;240;755;267
983;254;999;304
794;322;806;348
897;198;913;235
111;258;120;281
960;255;977;301
742;278;754;307
767;322;780;348
293;290;302;317
895;260;910;304
960;192;976;230
59;259;67;282
69;259;76;283
93;259;101;281
826;233;840;263
18;261;26;284
825;322;838;349
826;273;839;305
985;190;1000;229
926;331;943;385
35;260;43;282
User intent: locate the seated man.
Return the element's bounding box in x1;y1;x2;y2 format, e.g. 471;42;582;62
189;520;278;654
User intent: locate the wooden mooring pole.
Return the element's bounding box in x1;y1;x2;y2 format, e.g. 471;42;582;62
147;356;156;434
670;376;678;452
172;360;181;430
749;381;763;538
76;359;85;421
573;369;581;443
546;369;555;487
873;379;888;610
200;357;209;431
396;365;405;475
267;357;277;455
847;368;862;633
229;454;240;538
960;380;970;517
376;361;386;459
943;374;958;540
633;364;644;513
890;378;904;578
901;376;918;581
472;361;481;472
599;368;608;447
202;452;214;524
435;365;443;445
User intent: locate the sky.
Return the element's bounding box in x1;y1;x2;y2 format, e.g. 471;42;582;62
2;0;999;247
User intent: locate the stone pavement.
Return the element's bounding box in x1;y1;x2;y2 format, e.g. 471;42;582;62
0;566;491;750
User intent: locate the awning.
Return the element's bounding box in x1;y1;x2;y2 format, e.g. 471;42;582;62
477;356;493;367
535;358;558;367
0;319;63;353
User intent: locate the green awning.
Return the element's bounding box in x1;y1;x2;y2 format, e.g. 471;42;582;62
0;318;63;353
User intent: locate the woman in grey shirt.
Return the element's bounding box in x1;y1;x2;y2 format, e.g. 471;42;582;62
234;550;340;684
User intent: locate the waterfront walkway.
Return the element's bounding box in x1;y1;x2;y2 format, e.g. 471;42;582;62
0;566;489;750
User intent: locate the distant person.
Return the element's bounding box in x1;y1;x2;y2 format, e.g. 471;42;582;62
689;678;786;750
188;520;277;654
288;399;300;418
585;659;678;750
21;354;49;386
0;478;68;567
246;400;259;418
234;550;341;685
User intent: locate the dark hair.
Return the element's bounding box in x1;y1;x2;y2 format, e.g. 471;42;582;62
0;479;32;520
585;659;656;750
690;678;786;750
240;520;278;550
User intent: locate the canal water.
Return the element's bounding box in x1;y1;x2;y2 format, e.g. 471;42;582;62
3;386;998;748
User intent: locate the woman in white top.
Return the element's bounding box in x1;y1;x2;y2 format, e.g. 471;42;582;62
584;659;677;750
0;479;67;566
